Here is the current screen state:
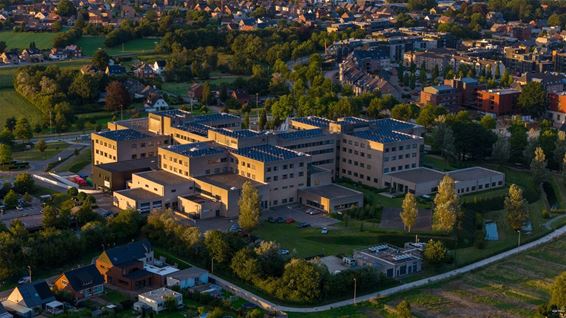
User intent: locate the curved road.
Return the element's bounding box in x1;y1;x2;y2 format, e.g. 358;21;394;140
211;225;566;313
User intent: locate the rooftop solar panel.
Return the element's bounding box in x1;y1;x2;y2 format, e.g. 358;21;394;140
277;128;324;140
234;144;306;162
292;116;331;128
97;129;151;141
165;142;225;157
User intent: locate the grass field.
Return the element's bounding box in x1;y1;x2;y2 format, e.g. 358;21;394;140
0;31;63;49
55;147;91;173
13;142;69;161
288;237;566;318
0;89;43;124
77;36;159;56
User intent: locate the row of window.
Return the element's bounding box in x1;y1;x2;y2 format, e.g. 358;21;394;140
286;139;334;150
341;147;373;158
457;181;503;194
341;169;379;184
94;139;116;149
265;171;304;182
384;144;418;153
384;152;417;161
95;149;116;160
266;162;304;172
341;158;372;170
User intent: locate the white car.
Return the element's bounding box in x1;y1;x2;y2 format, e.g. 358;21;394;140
321;227;328;234
278;249;290;255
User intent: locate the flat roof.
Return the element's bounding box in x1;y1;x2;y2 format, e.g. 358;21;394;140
234;144;307;162
163;142;225;158
214;128;261;139
349;129;414;144
115;188;162;201
197;173;264;190
276;128;325;140
168;267;208;280
96;129;152;141
95;158;158;173
135;170;190;186
385;167;445;184
144;264;179;277
291;116;332;128
301;184;362;200
447;167;504;181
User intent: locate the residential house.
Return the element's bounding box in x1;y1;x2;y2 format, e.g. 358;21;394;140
106;65;126;76
166;268;209;289
144;94;169;112
95;239;161;290
134;288;183;313
53;265;104;302
134;63;157;79
48;48;67;60
231;89;250;105
19;48;44;63
152;61;166;75
0;52;20;64
2;281;55;316
187;83;204;103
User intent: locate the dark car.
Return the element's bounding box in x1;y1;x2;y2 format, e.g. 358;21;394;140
285;217;295;224
275;216;285;223
297;222;311;228
267;216;275;223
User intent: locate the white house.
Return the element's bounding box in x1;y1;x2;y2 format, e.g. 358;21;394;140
152;61;166;75
144;97;169;112
166;268;209;289
134;288;183;313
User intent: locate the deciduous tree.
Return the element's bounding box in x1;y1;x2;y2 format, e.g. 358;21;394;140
36;139;47;153
400;192;418;232
0;144;12;164
105;81;131;112
550;271;566;308
14;118;33;141
504;184;528;231
423;239;447;265
396;300;413;318
238;181;260;231
530;147;547;185
433;176;460;233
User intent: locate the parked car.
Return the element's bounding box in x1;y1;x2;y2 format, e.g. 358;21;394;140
321;227;328;234
275;216;285;223
307;209;321;215
285;217;295;224
267;216;275;223
229;224;241;233
278;249;289;255
297;222;311;228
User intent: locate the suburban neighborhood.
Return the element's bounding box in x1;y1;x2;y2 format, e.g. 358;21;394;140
0;0;565;317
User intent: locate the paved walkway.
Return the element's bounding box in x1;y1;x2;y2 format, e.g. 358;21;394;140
207;225;566;313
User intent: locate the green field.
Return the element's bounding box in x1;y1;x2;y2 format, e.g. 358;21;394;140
77;36;159;56
0;31;63;49
0;89;43;125
55;147;91;173
13;142;69;161
288;237;566;318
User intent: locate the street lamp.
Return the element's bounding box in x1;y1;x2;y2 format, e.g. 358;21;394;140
517;229;521;247
353;278;357;305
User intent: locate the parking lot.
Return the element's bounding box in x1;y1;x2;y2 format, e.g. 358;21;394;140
262;205;340;228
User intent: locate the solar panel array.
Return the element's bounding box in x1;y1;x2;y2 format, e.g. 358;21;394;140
234;144;304;162
177;123;210;137
215;128;260;139
98;129;151;141
166;142;224;158
292;116;332;128
277;128;324;140
352;129;412;143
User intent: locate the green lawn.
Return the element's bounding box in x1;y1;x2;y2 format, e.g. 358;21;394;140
55;147;91;173
0;31;64;49
13;142;69;161
0;89;43;125
77;36;159;56
254;222;446;259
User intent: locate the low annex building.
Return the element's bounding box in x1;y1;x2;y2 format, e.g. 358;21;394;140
383;166;505;196
353;243;424;279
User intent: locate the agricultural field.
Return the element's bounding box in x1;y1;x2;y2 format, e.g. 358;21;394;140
77;36;159;56
0;31;63;50
0;89;43;125
288;237;566;318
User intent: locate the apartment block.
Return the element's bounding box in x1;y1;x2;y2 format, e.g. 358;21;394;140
420;85;459;110
476;88;520;115
548;91;566;126
444;77;486;109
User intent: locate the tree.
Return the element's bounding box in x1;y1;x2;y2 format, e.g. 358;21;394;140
258;108;267;131
242;112;250;129
14;118;33;141
277;259;321;303
396;300;413;318
57;0;76;17
36;139;47;153
433;176;460;233
13;173;34;194
391;103;419;121
550;271;566;308
509;123;528;161
3;190;18;209
400;192;418;233
423;240;447;265
230;248;261;281
0;144;12;164
491;135;510;164
204;230;231;264
5;117;16;132
441;126;457;162
92;49;110;69
201;81;211;105
504;184;528;231
518;82;546;117
105;81;131;112
416;104;446;128
530;147;547;185
238;181;260;231
480;115;496;130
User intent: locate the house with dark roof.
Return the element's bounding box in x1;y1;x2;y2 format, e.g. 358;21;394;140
95;240;161;290
4;281;55;315
53;265;104;302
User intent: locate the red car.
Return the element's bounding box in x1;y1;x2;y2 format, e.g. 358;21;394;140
285;217;295;224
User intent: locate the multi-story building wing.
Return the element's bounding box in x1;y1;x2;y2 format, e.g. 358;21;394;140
91;129;170;165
